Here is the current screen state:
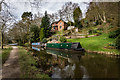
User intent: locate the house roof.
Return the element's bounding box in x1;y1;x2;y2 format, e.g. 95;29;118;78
51;19;67;25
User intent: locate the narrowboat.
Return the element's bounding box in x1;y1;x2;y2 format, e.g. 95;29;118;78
46;42;85;51
32;42;41;51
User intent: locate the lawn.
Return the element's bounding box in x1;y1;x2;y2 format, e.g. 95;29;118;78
18;46;50;78
0;46;12;64
67;34;120;54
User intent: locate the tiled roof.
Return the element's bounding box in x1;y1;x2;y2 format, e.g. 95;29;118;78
51;19;67;25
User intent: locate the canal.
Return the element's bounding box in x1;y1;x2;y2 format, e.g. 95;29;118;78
32;49;120;78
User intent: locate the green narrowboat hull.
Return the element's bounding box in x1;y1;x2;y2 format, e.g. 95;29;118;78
46;42;85;51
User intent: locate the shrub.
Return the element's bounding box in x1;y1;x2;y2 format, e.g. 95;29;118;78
18;40;24;46
97;31;102;35
39;28;45;41
109;29;120;38
96;33;100;36
88;29;93;34
115;35;120;49
42;38;48;43
109;31;118;38
109;43;116;47
85;35;88;38
108;25;114;29
60;36;67;42
2;47;12;64
93;29;97;33
24;43;29;47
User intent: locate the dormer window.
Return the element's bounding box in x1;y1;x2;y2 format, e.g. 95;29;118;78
60;22;62;25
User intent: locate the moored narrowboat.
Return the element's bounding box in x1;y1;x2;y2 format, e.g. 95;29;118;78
46;42;85;51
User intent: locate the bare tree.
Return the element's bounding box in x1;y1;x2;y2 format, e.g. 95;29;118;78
60;2;79;25
49;12;59;23
0;0;14;49
7;21;27;44
86;2;119;24
26;0;43;13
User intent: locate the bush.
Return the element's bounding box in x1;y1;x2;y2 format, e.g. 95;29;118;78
96;33;100;36
39;28;45;41
109;43;116;47
109;29;120;38
88;29;93;34
85;35;88;38
42;38;48;43
115;35;120;49
109;31;118;38
2;47;12;64
60;36;67;42
97;31;102;35
93;29;97;33
24;43;29;47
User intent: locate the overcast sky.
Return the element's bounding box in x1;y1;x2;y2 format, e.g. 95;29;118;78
4;0;92;20
4;0;119;21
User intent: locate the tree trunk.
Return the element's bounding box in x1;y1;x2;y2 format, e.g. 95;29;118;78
1;31;3;49
0;0;4;11
98;13;104;23
103;11;106;23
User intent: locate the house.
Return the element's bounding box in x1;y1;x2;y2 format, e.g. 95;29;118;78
67;26;78;32
51;19;68;31
67;26;75;30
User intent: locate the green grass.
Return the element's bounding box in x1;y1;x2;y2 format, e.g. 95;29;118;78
0;46;12;64
18;46;50;78
68;34;120;54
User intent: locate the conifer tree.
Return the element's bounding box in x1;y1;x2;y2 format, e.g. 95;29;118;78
40;11;50;38
73;7;83;28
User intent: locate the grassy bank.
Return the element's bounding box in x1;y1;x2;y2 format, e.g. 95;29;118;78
68;34;120;54
18;46;50;78
1;46;12;64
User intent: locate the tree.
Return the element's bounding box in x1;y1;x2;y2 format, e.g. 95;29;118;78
22;12;32;21
73;7;83;28
0;0;14;49
81;18;90;28
49;13;59;23
28;0;43;11
21;12;32;32
39;28;45;41
86;2;119;26
115;34;120;49
32;13;42;28
59;2;79;25
67;21;74;26
1;0;43;47
40;11;50;38
30;25;40;42
7;21;27;45
21;12;33;44
7;20;40;45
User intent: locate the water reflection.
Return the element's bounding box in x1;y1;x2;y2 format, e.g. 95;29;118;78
33;49;120;78
46;49;89;78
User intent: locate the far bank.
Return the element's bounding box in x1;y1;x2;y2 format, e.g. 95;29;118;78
67;34;120;55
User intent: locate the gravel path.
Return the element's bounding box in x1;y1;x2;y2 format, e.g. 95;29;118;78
2;46;20;78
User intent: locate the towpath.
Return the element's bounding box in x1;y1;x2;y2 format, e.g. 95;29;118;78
2;46;20;78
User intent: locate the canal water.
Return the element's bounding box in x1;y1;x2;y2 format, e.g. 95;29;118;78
33;49;120;78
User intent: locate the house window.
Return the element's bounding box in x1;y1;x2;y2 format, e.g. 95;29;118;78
60;26;62;29
60;22;62;25
53;26;55;29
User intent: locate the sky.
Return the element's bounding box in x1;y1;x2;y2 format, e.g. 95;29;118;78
3;0;93;20
3;0;119;21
